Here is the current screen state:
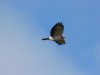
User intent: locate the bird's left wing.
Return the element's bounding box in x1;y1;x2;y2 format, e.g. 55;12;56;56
55;39;65;45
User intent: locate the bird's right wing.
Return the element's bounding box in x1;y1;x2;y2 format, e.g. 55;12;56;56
50;22;64;37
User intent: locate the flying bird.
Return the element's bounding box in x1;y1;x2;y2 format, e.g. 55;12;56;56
42;22;65;45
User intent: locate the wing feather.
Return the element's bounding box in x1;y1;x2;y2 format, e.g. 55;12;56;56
55;39;65;45
50;22;64;37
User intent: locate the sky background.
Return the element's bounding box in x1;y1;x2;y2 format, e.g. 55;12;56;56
0;0;100;75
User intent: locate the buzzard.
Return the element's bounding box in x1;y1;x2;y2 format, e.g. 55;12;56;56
42;22;65;45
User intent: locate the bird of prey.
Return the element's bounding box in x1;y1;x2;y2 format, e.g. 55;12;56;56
42;22;65;45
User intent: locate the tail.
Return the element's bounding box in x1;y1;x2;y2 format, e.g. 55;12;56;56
42;38;49;40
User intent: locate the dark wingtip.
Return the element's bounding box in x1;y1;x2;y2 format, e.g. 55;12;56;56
57;41;66;45
58;43;65;45
57;22;63;25
55;22;64;28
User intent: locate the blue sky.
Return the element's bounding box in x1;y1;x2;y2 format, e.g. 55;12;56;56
0;0;100;75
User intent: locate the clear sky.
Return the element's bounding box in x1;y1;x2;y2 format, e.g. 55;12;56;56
0;0;100;75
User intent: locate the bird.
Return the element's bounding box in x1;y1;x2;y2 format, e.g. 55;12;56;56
42;22;65;45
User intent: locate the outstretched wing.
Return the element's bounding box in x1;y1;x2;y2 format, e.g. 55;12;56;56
50;22;64;37
55;38;65;45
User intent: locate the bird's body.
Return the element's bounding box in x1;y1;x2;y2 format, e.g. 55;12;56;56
42;22;65;45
